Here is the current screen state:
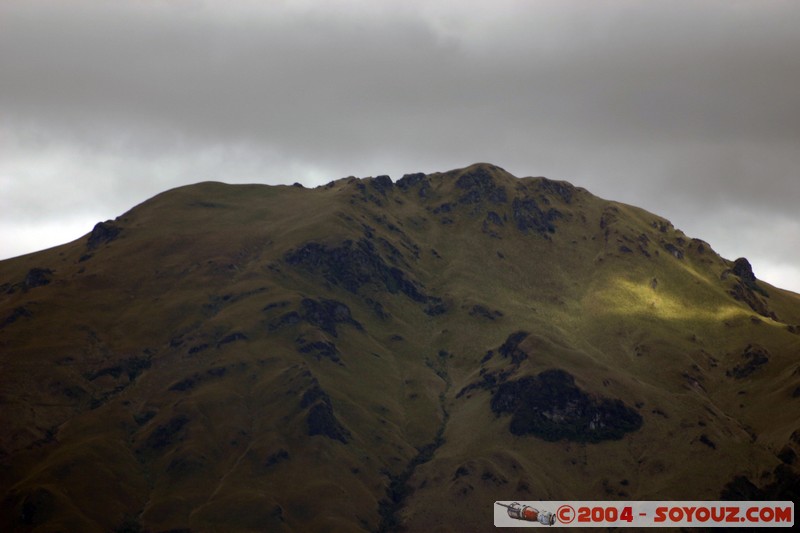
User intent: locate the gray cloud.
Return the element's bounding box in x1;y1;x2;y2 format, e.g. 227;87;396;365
1;0;798;291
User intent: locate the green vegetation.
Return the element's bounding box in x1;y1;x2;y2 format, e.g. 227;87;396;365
1;163;799;532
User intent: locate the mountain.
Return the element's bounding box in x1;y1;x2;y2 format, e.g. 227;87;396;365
1;163;799;532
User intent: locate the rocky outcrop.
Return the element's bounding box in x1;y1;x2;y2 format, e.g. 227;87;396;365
395;172;429;198
300;298;362;337
732;257;757;286
536;178;575;204
143;415;190;451
457;331;642;443
87;220;121;250
301;383;350;443
498;331;530;364
511;197;561;234
720;257;778;319
730;257;767;297
455;331;530;398
370;175;393;195
14;487;55;527
86;355;152;382
218;332;248;346
469;304;503;320
296;337;341;363
285;240;447;319
0;306;32;328
285;239;427;301
729;284;775;319
726;257;775;319
23;268;53;290
167;365;227;392
663;242;684;259
490;369;643;442
455;167;508;205
721;464;800;501
268;298;362;339
727;344;770;379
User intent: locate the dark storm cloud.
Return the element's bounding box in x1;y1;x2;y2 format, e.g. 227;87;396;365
1;0;798;290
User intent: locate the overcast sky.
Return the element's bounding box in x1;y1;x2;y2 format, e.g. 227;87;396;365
1;0;798;292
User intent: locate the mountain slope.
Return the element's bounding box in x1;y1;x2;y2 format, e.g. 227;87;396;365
1;163;799;532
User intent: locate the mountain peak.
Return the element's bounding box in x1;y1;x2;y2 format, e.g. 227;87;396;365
447;161;512;178
1;164;799;532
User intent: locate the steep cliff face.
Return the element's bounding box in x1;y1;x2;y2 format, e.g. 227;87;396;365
1;163;799;532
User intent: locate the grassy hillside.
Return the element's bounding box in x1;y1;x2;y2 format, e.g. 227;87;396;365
1;163;799;532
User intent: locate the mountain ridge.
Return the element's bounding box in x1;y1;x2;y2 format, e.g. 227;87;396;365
1;163;799;531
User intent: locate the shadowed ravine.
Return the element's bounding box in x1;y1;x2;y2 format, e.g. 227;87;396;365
378;358;451;533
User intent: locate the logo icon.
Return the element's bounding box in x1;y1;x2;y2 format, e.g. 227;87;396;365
496;501;556;525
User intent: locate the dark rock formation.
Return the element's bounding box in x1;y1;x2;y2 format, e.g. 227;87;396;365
490;369;643;442
537;178;575;204
269;298;362;338
365;297;389;319
285;239;445;318
265;449;290;467
455;331;534;398
727;344;770;379
296;338;341;363
18;487;55;526
511;197;561;234
87;220;121;249
168;366;227;393
663;243;684;259
433;203;453;214
268;311;301;331
455;167;507;205
371;175;393;195
482;211;505;238
23;268;53;290
168;377;197;392
300;298;362;337
218;332;248;346
134;410;156;426
203;288;269;317
395;173;429;197
729;284;775;319
721;465;800;501
727;258;774;318
395;172;427;190
498;331;530;364
285;239;427;302
423;297;448;316
699;434;716;449
144;415;190;451
262;300;289;312
732;257;757;285
721;475;760;500
485;211;503;226
0;306;32;328
456;368;503;399
86;356;151;382
187;343;209;355
301;383;349;443
469;305;503;320
207;366;226;378
778;446;796;465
